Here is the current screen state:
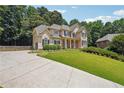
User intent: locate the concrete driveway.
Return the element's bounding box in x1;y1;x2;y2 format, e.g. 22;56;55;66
0;50;123;88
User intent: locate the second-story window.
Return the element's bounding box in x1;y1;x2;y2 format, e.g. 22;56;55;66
69;32;71;37
53;30;59;36
82;33;86;38
64;31;67;36
64;31;70;36
73;33;76;38
82;31;87;38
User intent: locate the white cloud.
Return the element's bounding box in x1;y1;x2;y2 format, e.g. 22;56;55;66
84;16;121;23
56;9;67;14
49;9;67;14
113;9;124;16
71;6;78;9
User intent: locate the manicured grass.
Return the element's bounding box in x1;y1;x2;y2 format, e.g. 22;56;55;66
38;49;124;86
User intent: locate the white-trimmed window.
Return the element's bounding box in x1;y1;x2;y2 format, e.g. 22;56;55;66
64;31;69;36
82;40;87;46
82;33;87;38
54;40;60;44
73;33;76;38
42;38;49;45
54;30;59;36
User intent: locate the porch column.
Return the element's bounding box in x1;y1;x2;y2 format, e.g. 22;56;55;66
74;40;76;48
64;39;67;48
60;39;62;47
70;39;71;48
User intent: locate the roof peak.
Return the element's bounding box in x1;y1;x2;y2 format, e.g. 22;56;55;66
51;24;61;26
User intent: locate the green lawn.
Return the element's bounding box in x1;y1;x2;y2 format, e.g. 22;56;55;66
38;49;124;86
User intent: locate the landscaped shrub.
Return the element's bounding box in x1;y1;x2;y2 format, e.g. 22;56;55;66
51;45;56;50
43;44;61;50
118;55;124;62
109;35;124;55
80;47;124;62
43;44;49;50
56;44;61;50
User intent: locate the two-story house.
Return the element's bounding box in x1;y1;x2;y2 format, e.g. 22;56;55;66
33;23;87;49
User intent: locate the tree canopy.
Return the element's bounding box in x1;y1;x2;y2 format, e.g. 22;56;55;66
69;19;80;26
0;5;124;47
81;19;124;46
0;5;67;46
109;35;124;55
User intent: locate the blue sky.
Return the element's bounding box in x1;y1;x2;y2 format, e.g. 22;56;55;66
35;5;124;23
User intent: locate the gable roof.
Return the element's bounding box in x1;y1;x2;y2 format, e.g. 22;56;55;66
34;23;86;35
96;33;123;43
61;25;70;31
34;25;48;35
70;23;80;31
78;26;86;32
50;24;61;30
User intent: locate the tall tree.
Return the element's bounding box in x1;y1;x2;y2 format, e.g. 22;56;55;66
101;22;113;37
37;6;48;16
0;6;26;45
62;19;68;25
0;6;5;43
43;10;64;25
69;19;80;26
86;20;103;46
112;18;124;33
80;21;87;26
109;35;124;55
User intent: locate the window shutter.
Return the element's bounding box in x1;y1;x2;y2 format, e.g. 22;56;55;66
42;39;44;46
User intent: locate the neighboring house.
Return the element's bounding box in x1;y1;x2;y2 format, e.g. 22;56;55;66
33;23;87;49
96;33;123;48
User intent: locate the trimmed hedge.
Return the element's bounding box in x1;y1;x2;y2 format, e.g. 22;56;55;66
80;47;124;62
43;44;61;50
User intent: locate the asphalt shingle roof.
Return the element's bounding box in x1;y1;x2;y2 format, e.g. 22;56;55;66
96;33;123;42
61;25;70;31
70;23;79;31
34;25;48;35
34;23;87;35
50;24;61;30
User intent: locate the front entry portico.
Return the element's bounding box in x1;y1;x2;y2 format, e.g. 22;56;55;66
62;39;81;49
